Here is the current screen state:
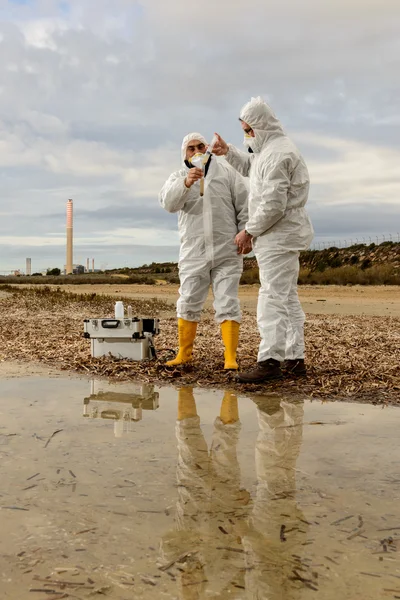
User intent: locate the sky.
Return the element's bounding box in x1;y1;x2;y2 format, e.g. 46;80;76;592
0;0;399;273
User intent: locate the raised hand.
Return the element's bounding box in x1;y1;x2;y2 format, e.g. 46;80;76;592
212;133;229;156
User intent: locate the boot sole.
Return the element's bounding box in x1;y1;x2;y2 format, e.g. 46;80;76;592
237;373;283;384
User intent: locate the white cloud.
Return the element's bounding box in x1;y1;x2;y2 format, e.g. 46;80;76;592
296;132;400;203
19;18;68;49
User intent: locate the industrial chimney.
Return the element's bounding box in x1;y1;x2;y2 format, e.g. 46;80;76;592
66;199;73;275
86;258;89;273
26;258;32;276
92;258;95;273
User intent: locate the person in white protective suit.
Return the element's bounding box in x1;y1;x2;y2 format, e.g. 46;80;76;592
213;97;314;382
159;133;250;370
240;395;313;598
159;387;251;598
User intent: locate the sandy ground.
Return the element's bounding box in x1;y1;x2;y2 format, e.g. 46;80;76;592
0;286;398;403
6;283;400;317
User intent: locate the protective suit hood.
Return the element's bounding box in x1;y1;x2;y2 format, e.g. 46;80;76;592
181;132;208;166
240;97;284;151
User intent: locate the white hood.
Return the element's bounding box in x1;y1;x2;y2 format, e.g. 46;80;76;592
181;132;208;166
240;96;284;150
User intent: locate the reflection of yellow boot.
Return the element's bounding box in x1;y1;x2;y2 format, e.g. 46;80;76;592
166;319;198;366
220;320;240;370
178;387;197;421
220;391;239;424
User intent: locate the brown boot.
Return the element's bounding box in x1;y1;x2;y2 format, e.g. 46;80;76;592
237;359;283;384
284;359;307;376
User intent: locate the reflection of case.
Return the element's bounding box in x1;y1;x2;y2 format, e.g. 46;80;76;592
83;380;159;437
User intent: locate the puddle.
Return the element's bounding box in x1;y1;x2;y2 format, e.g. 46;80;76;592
0;376;399;599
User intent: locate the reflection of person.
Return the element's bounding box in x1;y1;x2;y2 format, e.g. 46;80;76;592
213;97;314;382
242;396;310;598
159;133;249;370
160;387;251;599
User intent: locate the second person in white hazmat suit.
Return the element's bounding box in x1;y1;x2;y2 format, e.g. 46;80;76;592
159;133;249;370
242;395;310;598
213;97;314;382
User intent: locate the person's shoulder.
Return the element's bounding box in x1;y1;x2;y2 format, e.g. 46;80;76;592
261;135;302;165
266;134;293;151
166;167;186;180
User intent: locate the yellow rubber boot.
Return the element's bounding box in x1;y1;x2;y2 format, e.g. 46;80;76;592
177;387;197;421
166;318;198;366
220;391;239;424
220;320;240;370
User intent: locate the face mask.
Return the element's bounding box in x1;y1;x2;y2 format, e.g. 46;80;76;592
243;134;253;149
243;130;264;154
189;152;207;170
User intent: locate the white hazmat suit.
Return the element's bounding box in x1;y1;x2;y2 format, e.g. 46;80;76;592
242;397;310;598
225;98;314;370
160;388;250;598
159;133;249;369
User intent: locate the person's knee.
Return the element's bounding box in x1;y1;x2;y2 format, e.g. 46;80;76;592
215;300;241;322
259;289;290;307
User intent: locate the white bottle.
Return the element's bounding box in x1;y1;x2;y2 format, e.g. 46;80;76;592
127;305;132;318
115;301;124;319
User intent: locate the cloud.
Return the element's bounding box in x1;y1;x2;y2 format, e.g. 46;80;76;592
0;0;399;271
296;131;400;204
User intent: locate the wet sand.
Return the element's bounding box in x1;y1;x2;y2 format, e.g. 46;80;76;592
0;374;399;599
0;361;68;378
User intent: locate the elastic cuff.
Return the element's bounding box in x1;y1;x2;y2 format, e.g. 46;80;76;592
177;312;201;323
244;222;257;237
215;315;242;324
225;144;235;161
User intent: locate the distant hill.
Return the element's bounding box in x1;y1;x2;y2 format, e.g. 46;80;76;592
106;262;178;276
301;241;400;272
242;241;400;285
239;241;399;272
108;242;400;285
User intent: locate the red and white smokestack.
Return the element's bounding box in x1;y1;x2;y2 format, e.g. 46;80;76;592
92;258;95;273
66;199;73;275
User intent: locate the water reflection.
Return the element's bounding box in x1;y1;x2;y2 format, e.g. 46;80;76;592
83;380;159;437
243;396;313;598
162;388;313;599
0;376;398;598
161;388;249;598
